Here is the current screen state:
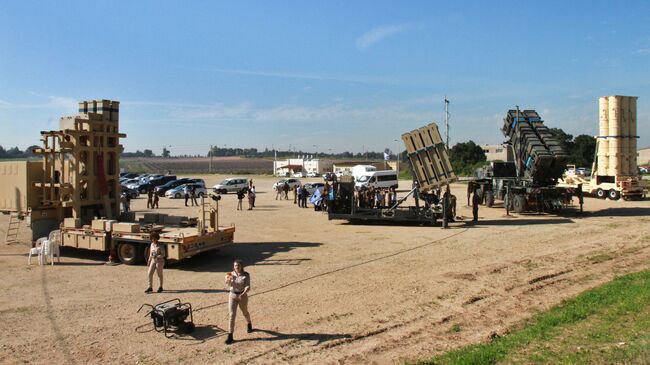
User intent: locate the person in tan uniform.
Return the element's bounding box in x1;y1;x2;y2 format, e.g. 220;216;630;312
145;232;165;293
224;260;252;344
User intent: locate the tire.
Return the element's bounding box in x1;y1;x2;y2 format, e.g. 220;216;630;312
485;190;495;208
596;189;606;199
117;242;142;265
512;195;526;213
608;189;620;200
174;193;181;199
198;192;204;198
130;193;138;199
140;188;147;194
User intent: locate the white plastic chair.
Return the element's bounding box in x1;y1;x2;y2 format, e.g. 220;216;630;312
28;237;45;265
42;239;61;265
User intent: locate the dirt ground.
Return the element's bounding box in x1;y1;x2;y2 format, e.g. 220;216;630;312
1;175;649;365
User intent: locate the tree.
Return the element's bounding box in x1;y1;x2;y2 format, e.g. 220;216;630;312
162;147;170;158
143;149;154;157
448;141;487;176
572;135;596;167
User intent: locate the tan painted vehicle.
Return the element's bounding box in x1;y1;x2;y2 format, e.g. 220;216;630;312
59;205;235;265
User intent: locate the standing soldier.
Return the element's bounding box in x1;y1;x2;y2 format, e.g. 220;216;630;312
152;190;159;209
190;185;198;206
472;188;481;223
145;232;164;293
236;189;245;210
147;188;154;209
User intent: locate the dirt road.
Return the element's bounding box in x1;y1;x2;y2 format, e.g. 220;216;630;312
1;175;649;364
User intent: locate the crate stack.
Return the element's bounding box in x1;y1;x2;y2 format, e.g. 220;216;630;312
502;109;568;184
597;96;638;177
33;100;125;223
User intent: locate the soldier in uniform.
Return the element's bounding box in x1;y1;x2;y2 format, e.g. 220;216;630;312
224;260;252;344
152;190;159;209
145;232;164;293
147;188;154;209
472;188;481;223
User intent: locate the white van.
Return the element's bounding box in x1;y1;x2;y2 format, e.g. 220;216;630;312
355;170;398;189
212;177;249;194
352;164;376;181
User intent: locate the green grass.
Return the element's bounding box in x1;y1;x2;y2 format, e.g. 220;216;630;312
418;269;650;365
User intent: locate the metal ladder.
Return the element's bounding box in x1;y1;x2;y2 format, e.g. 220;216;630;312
4;214;21;244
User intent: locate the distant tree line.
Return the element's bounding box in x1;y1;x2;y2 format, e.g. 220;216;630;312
0;145;40;159
208;146;403;161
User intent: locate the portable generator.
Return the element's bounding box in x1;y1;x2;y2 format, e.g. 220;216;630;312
138;298;195;338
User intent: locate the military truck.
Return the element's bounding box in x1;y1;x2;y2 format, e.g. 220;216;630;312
491;108;582;213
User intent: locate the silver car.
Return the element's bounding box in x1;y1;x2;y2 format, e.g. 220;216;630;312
212;177;249;194
165;183;207;199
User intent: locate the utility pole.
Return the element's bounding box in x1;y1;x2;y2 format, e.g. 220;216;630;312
209;144;213;174
444;96;450;149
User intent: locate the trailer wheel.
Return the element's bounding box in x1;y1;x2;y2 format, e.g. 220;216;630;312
512;195;526;213
485;191;495;207
117;242;142;265
596;188;606;199
608;189;620;200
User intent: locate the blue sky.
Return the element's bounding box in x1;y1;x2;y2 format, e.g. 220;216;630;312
1;1;649;155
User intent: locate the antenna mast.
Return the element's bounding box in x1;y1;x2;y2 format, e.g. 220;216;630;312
444;96;450;149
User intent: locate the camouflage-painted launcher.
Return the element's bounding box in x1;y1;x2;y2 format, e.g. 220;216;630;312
502;110;568;184
401;122;456;193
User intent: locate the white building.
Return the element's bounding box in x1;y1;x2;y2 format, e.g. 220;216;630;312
273;158;333;176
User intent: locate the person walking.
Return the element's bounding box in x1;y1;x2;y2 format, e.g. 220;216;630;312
184;185;190;206
283;182;289;200
152;191;159;209
472;188;481;223
236;189;245;210
145;232;164;293
250;185;256;208
147;188;154;209
224;260;253;344
122;192;130;213
275;184;282;200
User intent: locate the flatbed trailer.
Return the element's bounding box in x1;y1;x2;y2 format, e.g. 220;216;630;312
59;200;235;265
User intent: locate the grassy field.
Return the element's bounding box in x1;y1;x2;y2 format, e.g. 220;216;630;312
418;269;650;365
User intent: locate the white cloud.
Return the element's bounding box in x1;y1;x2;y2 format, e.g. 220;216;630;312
637;48;650;54
356;24;412;50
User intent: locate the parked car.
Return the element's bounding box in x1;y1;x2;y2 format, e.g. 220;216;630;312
639;166;650;174
212;177;249;194
150;175;176;186
190;178;206;187
155;178;194;196
120;172;139;179
120;186;140;199
165;183;207;199
272;178;300;191
292;172;304;178
304;182;325;196
576;167;590;176
306;171;320;177
323;172;336;181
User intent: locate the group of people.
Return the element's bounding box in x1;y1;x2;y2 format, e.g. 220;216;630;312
183;185;199;207
354;186;398;209
236;185;256;210
144;232;252;344
147;189;160;209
